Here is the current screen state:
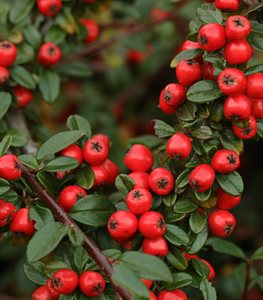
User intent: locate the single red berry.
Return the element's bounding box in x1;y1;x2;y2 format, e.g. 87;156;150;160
46;279;60;299
32;285;55;300
150;6;171;21
159;97;177;114
91;164;109;187
226;15;251;40
201;259;215;281
80;19;99;43
232;115;257;139
129;171;150;190
58;185;87;212
0;40;17;67
37;0;62;17
0;199;16;227
127;49;145;64
150;291;158;300
218;68;246;95
141;278;153;289
215;0;240;11
224;94;251;122
0;66;10;84
142;236;168;257
124;144;154;172
202;62;217;81
126;188;152;215
246;73;263;98
176;59;202;87
61;144;83;164
83;134;109;166
102;159;119;185
184;253;199;260
208;209;236;237
148;168;174;196
79;271;106;297
107;210;138;240
189;164;215;193
251;98;263;119
0;154;22;180
139;211;166;239
10;208;35;236
38;42;62;66
12;86;33;108
51;269;78;294
211;149;240;174
159;84;186;107
224;40;252;65
216;188;241;210
166;133;192;160
158;290;188;300
198;23;226;52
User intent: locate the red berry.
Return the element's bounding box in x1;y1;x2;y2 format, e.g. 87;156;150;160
32;286;55;300
224;94;251;122
129;171;149;190
37;0;62;17
10;208;35;236
184;253;199;260
218;68;246;95
12;86;33;108
159;98;177;114
202;62;217;81
38;42;62;66
158;290;188;300
166;133;192;160
224;40;252;65
0;199;16;227
46;279;60;299
150;291;158;300
139;211;166;239
58;185;87;212
142;236;168;256
150;7;171;21
225;15;251;40
61;144;83;164
216;188;241;210
180;40;203;63
208;209;236;237
126;188;152;215
232;115;257;139
91;164;109;187
201;259;215;281
141;278;153;289
159;84;186;107
80;19;99;43
102;159;119;185
176;60;202;87
83;134;109;166
211;149;240;174
198;23;226;52
148;168;174;196
0;66;9;84
189;164;215;193
0;154;22;180
0;40;17;67
124;144;154;172
79;271;105;297
251;98;263;119
246;73;263;98
107;210;138;240
215;0;240;11
127;50;145;64
51;269;78;294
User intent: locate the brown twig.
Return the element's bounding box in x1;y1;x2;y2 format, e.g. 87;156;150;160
241;259;253;300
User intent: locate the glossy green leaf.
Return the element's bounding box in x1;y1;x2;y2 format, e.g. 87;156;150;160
67;115;92;138
200;279;217;300
23;261;47;285
39;69;60;103
76;166;94;190
166;248;188;271
6;128;27;147
163;272;193;290
9;0;34;24
68;228;85;246
128;135;162;149
192;259;210;278
0;92;12;120
154;119;176;138
23;24;41;49
248;32;263;52
19;154;39;170
174;200;198;213
175;169;190;189
10;65;36;90
170;48;203;68
74;246;89;272
245;64;263;76
0;135;13;156
29;204;55;231
44;26;66;44
44;157;79;172
220;130;244;155
190;211;206;234
165;224;189;246
216;172;243;196
0;178;10;195
252;246;263;260
115;174;134;197
187;226;208;254
187;80;223;103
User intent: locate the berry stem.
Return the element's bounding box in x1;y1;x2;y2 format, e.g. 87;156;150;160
241;259;252;300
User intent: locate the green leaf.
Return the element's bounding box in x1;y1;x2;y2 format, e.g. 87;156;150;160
170;48;203;68
19;154;39;170
67;115;92;138
164;224;189;246
0;178;10;195
252;246;263;260
58;62;93;78
187;80;223;103
197;7;223;24
39;69;60;103
248;32;263;52
187;226;208;254
29;204;55;231
216;172;243;196
10;65;36;90
192;259;210;278
195;189;211;202
9;0;34;24
120;251;172;282
166;248;188;271
128;135;162;149
112;264;149;300
76;166;94;190
23;261;47;285
27;222;68;262
163;272;193;290
0;92;12;120
220;130;244;155
115;174;134;197
206;237;246;260
175;169;190;189
74;246;89;272
70;194;115;226
192;126;213;140
154;119;175;138
245;64;263;76
37;130;85;160
68;228;85;246
190;211;206;234
163;193;177;207
45;260;71;277
200;279;217;300
44;157;79;172
176;102;197;121
23;24;41;49
36;171;57;194
0;135;13;156
6;128;27;147
44;26;67;44
174;200;198;213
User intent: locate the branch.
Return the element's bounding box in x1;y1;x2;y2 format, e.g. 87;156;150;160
242;0;259;5
241;259;253;300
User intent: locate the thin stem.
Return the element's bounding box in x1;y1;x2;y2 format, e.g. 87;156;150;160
241;259;252;300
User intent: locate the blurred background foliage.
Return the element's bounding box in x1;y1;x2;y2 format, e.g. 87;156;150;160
0;0;262;299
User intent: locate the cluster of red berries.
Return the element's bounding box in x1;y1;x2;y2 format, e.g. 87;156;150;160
58;134;119;212
0;40;17;85
32;269;106;299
